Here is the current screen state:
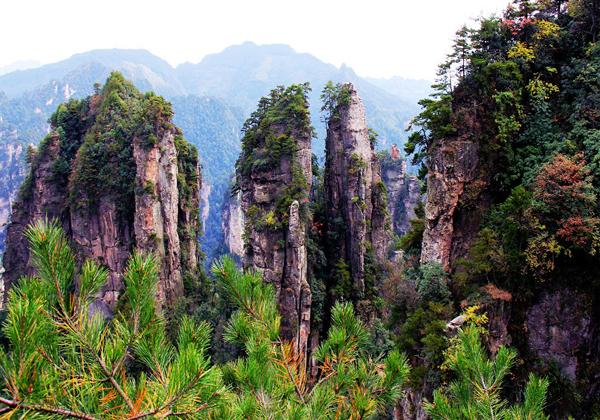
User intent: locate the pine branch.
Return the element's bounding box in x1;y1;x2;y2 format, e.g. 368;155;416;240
0;397;100;420
276;341;307;404
61;314;135;411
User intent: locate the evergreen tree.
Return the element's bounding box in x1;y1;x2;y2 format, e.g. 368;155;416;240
425;311;549;420
0;219;225;419
211;256;411;419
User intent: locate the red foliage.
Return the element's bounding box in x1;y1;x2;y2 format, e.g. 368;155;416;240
500;17;533;35
312;221;323;236
533;153;599;247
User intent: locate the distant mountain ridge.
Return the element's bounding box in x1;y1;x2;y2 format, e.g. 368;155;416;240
0;44;431;145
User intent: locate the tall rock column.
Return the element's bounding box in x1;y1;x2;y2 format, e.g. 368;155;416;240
221;179;245;258
284;201;311;356
324;83;388;296
2;73;200;310
237;84;312;355
380;150;422;237
133;129;182;306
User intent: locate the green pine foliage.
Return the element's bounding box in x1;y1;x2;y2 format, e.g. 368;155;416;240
0;220;413;419
405;1;600;286
0;219;225;419
320;81;351;122
236;84;314;230
425;316;549;420
211;256;411;419
17;72;200;227
238;83;314;176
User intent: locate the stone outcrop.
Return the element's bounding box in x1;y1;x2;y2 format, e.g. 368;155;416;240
420;138;484;271
282;201;311;356
324;82;387;295
133;129;183;305
526;289;598;382
3;133;70;296
0;143;27;254
380;152;421;237
2;74;200;310
480;286;599;393
69;195;134;309
221;181;245;258
238;85;312;354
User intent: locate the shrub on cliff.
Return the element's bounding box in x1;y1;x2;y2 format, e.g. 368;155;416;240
425;309;549;420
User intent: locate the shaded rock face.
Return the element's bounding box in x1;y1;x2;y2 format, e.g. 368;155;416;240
3;133;70;296
526;289;598;382
70;196;134;309
283;201;311;357
420;138;484;271
481;287;600;393
381;154;421;237
0;143;28;254
324;83;387;295
2;75;200;310
3;127;199;310
221;187;245;258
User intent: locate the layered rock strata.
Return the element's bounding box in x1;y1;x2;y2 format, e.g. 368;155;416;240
380;152;421;236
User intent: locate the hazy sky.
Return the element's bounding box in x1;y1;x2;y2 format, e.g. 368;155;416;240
2;0;511;80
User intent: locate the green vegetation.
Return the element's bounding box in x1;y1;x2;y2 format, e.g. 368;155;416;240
236;84;313;229
0;220;413;419
401;1;600;417
238;83;314;176
425;309;549;420
2;220;551;419
211;256;410;419
0;219;224;419
407;1;600;289
320;81;351;122
16;72;200;227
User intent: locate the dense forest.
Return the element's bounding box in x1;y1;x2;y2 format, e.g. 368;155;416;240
402;0;600;417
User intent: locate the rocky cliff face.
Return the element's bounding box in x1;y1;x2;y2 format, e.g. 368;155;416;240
0;143;27;254
481;286;600;408
237;84;313;354
221;182;245;258
420;136;486;271
3;132;70;298
2;73;200;310
324;83;387;296
380;151;421;237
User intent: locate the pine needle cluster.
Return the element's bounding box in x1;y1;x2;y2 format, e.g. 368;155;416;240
211;256;410;419
0;219;225;419
0;220;410;419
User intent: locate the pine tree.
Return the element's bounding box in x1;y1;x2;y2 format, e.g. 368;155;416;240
0;219;225;419
211;256;411;419
424;315;549;420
